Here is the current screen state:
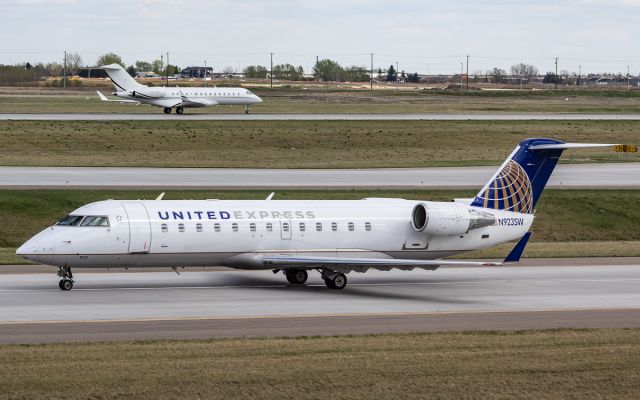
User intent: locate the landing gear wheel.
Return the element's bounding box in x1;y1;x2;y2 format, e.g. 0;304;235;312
285;269;308;285
57;266;74;290
176;107;184;115
163;107;172;114
245;109;252;114
324;273;347;290
59;279;73;291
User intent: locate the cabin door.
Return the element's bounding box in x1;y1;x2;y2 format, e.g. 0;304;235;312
123;202;151;253
280;219;292;240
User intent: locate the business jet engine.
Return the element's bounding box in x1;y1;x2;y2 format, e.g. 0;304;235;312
411;202;495;236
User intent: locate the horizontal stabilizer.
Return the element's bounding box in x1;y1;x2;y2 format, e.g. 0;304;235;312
503;232;532;263
529;143;619;150
96;91;139;104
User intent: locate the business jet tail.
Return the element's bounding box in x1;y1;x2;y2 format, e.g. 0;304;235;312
100;63;145;92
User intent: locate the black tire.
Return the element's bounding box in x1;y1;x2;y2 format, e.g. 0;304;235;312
163;107;171;114
331;273;347;290
176;107;184;115
61;280;73;291
324;277;335;289
58;279;64;290
245;109;251;114
285;269;308;285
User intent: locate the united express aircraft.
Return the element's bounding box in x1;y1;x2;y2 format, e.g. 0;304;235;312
16;138;618;290
97;64;262;114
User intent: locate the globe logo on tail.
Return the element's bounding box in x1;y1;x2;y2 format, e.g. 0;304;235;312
476;160;533;213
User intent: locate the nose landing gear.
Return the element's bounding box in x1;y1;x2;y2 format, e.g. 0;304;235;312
57;266;74;290
245;105;252;114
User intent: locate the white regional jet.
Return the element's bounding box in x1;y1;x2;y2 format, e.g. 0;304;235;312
17;138;618;291
96;64;262;114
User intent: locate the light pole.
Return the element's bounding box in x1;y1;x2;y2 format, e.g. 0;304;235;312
628;65;631;91
460;62;463;93
204;60;207;87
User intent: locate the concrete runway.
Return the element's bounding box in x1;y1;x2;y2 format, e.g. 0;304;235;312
2;113;640;121
1;261;639;343
2;163;639;188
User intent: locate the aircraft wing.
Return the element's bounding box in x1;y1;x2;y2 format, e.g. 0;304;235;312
226;232;532;272
96;91;139;104
261;255;499;268
175;87;218;107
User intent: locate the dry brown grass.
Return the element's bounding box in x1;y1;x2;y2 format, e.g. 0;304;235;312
1;120;638;168
1;329;639;399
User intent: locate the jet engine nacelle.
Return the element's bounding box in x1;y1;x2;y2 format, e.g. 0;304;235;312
411;202;495;236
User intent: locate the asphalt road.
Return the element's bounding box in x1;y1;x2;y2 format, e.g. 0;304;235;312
1;163;639;188
1;261;639;343
2;113;640;121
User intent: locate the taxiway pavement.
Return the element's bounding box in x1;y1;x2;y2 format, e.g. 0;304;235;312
1;261;639;343
2;113;640;121
1;163;638;189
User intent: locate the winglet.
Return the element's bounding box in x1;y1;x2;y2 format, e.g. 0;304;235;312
265;192;275;200
503;232;532;263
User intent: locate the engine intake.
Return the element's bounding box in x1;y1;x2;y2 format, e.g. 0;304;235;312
411;203;495;236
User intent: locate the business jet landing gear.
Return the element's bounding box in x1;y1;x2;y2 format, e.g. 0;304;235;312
176;107;184;115
57;266;74;291
285;269;308;285
163;107;172;114
321;269;347;290
245;105;252;114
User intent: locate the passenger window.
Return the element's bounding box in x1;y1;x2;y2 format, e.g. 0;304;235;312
299;222;305;232
232;223;238;232
365;222;372;231
331;222;338;231
214;223;221;232
178;223;185;232
80;216;109;226
196;223;203;232
266;222;273;231
348;222;354;231
161;223;168;233
316;222;322;231
250;223;256;232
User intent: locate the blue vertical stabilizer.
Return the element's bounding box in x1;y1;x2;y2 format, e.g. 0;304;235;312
470;138;565;214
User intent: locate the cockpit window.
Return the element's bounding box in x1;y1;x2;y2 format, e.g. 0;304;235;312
56;215;84;226
80;216;109;226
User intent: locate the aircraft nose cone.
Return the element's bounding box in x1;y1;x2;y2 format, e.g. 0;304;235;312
15;242;29;256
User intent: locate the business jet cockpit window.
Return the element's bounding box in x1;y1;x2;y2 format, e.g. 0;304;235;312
56;215;109;227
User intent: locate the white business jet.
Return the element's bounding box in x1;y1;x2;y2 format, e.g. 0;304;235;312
17;138;618;290
96;64;262;114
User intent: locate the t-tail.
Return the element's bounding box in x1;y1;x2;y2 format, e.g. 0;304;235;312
101;63;145;92
471;138;619;214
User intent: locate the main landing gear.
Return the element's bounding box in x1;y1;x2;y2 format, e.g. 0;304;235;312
57;265;74;291
163;107;172;114
321;269;347;290
176;107;184;114
277;268;347;290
